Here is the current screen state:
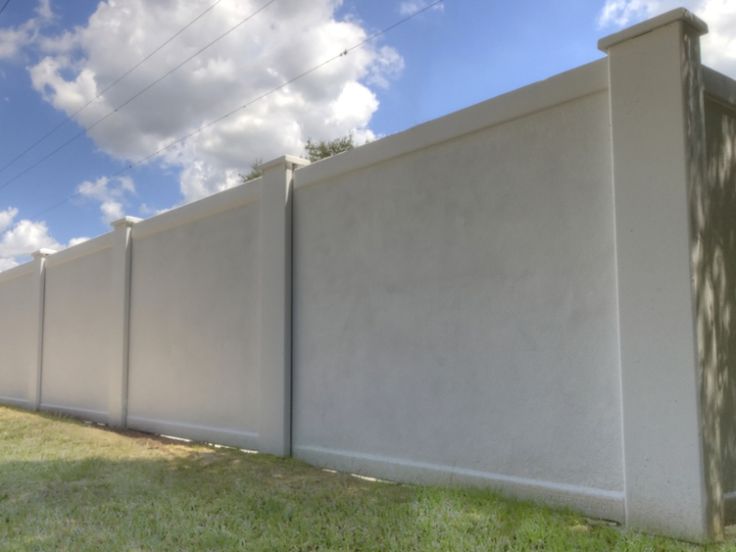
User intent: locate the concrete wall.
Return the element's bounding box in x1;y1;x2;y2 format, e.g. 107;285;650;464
126;184;262;449
697;68;736;522
291;60;624;521
40;235;115;422
0;9;732;541
0;264;38;407
600;11;714;539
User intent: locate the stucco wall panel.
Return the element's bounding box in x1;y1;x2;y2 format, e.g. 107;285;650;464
0;269;37;405
127;202;260;447
41;244;115;420
292;91;624;508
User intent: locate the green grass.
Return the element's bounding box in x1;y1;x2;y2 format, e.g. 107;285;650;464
0;406;732;551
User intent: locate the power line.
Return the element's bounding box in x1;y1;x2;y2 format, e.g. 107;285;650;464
0;0;277;194
0;0;224;177
28;0;445;220
0;0;10;16
0;0;277;193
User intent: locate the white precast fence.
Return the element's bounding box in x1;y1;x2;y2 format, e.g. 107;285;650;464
291;62;624;521
0;9;734;541
40;234;116;422
125;184;263;448
0;259;42;408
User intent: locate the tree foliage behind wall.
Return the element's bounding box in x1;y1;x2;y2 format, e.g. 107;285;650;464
240;158;263;182
304;135;354;162
240;135;355;183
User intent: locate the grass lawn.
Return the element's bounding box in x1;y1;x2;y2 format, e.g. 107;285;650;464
0;406;732;551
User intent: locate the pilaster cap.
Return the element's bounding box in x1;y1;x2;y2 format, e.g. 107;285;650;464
598;8;708;52
111;216;142;229
32;248;56;259
258;154;310;173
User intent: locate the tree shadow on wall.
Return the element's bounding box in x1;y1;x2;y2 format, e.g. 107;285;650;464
693;97;736;534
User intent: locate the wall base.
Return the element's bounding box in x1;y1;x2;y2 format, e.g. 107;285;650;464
294;445;625;523
126;415;259;450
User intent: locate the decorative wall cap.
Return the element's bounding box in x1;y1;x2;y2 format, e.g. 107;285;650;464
31;248;57;259
598;8;708;52
111;216;143;229
259;155;311;173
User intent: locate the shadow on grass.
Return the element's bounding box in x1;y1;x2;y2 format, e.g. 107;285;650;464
0;406;721;551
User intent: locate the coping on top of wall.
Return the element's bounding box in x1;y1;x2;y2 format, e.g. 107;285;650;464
0;260;36;285
0;58;610;272
132;176;262;240
294;58;610;190
44;233;114;269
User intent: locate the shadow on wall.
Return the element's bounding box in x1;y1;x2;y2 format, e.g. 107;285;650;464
693;96;736;529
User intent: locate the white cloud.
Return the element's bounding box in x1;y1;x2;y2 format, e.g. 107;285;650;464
398;1;444;17
77;175;135;202
366;46;405;89
598;0;736;76
0;0;53;61
0;27;31;60
35;0;53;21
139;203;172;217
699;0;736;74
67;236;90;247
77;175;136;224
0;210;61;270
0;207;18;232
598;0;659;27
100;201;123;222
0;207;94;272
0;257;18;271
29;0;405;204
179;162;244;202
0;219;60;257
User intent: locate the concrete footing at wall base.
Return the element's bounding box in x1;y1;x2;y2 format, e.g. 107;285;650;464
294;445;625;523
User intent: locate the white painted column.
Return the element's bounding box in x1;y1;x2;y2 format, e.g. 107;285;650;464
108;216;141;427
599;9;718;540
29;248;55;411
257;155;310;456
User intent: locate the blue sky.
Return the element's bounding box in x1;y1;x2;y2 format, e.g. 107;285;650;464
0;0;732;269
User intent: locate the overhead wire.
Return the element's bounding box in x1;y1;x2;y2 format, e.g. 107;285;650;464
28;0;445;220
0;0;278;193
0;0;224;176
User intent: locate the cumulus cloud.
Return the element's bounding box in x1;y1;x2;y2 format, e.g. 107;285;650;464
598;0;657;27
365;46;405;89
0;207;90;271
0;206;59;270
28;0;405;203
77;175;136;224
598;0;736;75
0;0;53;60
0;257;18;271
398;1;444;17
0;207;18;232
67;236;90;247
0;218;60;257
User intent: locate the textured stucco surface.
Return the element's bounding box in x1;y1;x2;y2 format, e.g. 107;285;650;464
0;270;36;404
697;97;736;498
292;91;623;500
41;246;114;420
0;10;729;535
604;19;715;539
127;203;261;446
